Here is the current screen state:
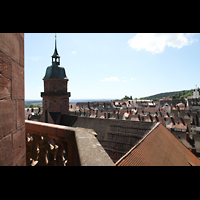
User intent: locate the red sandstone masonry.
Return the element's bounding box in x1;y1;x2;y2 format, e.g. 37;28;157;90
17;100;25;127
0;33;20;63
0;134;13;165
0;52;12;100
0;100;16;138
0;74;11;99
0;52;12;80
13;125;25;166
44;79;68;92
12;61;24;100
19;34;24;67
0;33;25;166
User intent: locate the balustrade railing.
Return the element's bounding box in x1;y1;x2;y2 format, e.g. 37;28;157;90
26;120;79;166
25;120;114;166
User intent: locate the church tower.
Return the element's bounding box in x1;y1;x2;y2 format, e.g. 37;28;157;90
39;35;71;124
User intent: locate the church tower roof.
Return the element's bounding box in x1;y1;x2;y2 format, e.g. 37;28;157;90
43;34;67;80
52;34;60;58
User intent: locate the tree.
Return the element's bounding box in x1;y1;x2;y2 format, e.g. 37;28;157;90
36;105;42;108
153;98;159;101
169;95;176;99
121;95;132;100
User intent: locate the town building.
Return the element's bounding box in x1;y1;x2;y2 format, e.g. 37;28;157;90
39;36;71;124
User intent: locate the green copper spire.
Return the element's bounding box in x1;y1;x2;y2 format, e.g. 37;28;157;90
43;34;67;80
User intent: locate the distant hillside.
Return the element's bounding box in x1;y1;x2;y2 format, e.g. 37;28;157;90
143;89;194;100
25;99;113;107
25;100;42;107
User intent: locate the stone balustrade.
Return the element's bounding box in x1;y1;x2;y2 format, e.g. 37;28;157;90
25;120;114;166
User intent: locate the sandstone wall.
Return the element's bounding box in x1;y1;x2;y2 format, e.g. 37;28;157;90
0;33;25;166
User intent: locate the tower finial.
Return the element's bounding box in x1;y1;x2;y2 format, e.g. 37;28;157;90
55;33;57;50
52;33;59;57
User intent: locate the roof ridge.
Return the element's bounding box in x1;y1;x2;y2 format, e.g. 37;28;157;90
115;122;161;165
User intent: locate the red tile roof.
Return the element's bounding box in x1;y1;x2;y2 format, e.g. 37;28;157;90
116;123;200;166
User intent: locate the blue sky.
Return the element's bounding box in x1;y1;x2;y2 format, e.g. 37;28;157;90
25;33;200;100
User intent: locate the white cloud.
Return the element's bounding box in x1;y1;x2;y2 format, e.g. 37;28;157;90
128;33;198;54
28;56;42;62
100;77;119;82
72;51;77;54
130;78;137;81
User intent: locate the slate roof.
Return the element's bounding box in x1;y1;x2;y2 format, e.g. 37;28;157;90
116;122;200;166
49;112;61;123
172;131;200;157
43;63;67;79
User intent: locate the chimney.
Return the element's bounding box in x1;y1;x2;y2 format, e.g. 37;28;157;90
149;114;153;122
96;110;98;117
191;148;196;154
170;117;175;125
180;117;185;126
186;126;189;141
155;115;159;122
186;133;189;141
